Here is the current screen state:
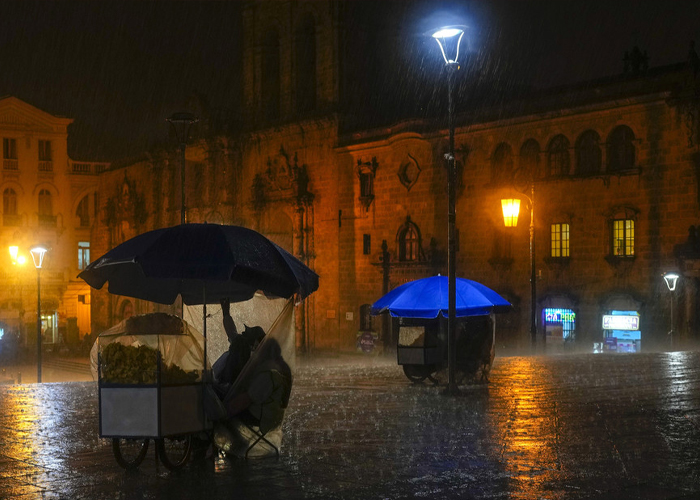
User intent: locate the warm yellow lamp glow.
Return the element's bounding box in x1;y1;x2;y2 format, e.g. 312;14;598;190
501;199;521;227
9;245;18;263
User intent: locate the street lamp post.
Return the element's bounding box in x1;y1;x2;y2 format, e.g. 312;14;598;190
501;183;538;347
430;25;466;394
663;272;680;350
166;112;198;225
30;246;47;383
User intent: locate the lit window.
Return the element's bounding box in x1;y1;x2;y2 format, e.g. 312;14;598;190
613;219;634;256
551;223;570;258
78;241;90;270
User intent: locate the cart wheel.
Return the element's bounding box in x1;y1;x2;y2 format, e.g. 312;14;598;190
403;365;430;383
156;435;192;471
112;438;149;470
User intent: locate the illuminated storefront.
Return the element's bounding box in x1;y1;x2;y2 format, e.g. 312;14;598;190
543;308;576;344
602;310;641;353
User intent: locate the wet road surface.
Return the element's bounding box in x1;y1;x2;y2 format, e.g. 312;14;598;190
1;351;699;499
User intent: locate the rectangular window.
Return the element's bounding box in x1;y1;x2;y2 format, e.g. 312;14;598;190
38;140;52;161
363;234;371;255
613;219;634;256
78;241;90;270
3;138;17;159
550;223;570;258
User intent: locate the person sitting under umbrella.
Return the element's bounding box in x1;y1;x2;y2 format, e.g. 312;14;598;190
211;299;266;398
211;338;293;457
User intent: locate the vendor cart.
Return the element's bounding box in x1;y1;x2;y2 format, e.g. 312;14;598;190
95;313;208;470
396;314;497;384
372;275;512;385
81;223;320;469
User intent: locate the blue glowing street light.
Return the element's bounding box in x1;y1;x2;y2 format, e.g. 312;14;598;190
664;272;680;350
430;24;467;394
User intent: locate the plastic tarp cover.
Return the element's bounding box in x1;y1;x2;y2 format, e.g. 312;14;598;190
204;298;296;458
90;313;206;383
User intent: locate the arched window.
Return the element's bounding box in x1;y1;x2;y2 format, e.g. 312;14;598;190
491;143;513;184
262;29;281;121
607;125;635;172
519;139;541;181
76;194;90;227
38;189;52;215
576;130;601;175
547;135;570;177
295;14;316;113
397;218;422;262
3;188;17;215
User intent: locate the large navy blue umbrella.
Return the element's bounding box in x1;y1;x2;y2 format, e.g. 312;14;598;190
371;275;511;319
79;224;319;305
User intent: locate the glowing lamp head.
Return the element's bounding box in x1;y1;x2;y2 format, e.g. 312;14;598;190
30;246;47;269
664;272;680;291
501;199;521;227
9;246;18;263
430;25;467;66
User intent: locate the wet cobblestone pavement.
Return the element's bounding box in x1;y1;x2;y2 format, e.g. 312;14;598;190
1;352;700;499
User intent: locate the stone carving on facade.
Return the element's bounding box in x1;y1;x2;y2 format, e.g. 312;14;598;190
103;174;147;244
357;157;378;212
252;145;314;212
397;153;421;191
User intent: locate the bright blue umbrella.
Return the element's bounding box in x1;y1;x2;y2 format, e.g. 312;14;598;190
370;275;511;319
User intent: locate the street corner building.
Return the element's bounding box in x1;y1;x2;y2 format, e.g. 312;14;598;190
0;96;107;353
81;1;700;356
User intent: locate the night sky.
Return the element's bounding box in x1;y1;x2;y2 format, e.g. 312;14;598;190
1;1;699;161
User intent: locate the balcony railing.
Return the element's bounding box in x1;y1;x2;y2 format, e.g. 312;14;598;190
38;214;57;227
69;160;110;175
38;161;53;172
3;159;18;170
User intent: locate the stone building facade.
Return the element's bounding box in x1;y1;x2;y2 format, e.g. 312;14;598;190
0;96;106;351
90;1;700;354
